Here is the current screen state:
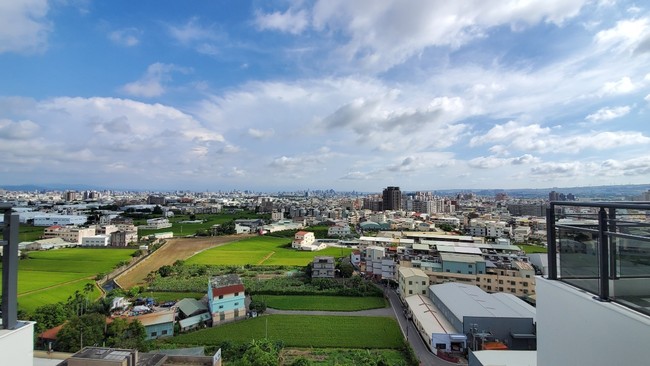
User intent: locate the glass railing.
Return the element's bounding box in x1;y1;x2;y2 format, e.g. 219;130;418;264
547;201;650;316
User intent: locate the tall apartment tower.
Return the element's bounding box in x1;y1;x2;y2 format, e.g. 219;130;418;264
382;186;401;211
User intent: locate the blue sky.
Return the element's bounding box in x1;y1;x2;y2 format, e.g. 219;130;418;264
1;0;650;192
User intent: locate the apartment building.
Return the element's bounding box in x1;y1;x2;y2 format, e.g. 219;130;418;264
208;274;246;325
398;267;429;298
312;256;335;278
43;225;96;244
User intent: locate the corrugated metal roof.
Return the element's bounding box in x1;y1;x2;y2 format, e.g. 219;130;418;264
131;309;175;327
430;283;536;321
440;252;484;263
176;298;207;317
405;294;460;335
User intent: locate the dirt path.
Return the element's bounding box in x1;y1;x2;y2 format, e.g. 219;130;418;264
257;251;275;265
115;235;248;289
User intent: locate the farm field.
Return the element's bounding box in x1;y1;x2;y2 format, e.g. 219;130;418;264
281;348;408;366
518;244;548;253
136;212;265;238
115;235;244;288
166;315;403;349
186;237;353;266
257;295;387;311
0;248;134;313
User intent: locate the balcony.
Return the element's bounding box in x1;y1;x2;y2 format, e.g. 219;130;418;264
546;201;650;316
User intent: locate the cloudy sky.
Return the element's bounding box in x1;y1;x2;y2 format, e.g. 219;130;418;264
1;0;649;192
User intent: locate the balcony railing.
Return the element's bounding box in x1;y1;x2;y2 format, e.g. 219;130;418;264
547;201;650;316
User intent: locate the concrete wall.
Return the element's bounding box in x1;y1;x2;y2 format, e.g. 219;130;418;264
0;322;34;366
537;277;650;366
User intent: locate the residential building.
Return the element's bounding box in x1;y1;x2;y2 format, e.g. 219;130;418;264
292;231;315;249
398;267;429;298
327;224;351;237
208;274;246;325
140;218;172;230
440;253;487;275
312;256;335;278
129;309;175;340
43;226;96;244
382;186;401;211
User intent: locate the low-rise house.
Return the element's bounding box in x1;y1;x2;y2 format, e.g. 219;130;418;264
399;267;429;298
81;235;109;247
130;309;175;340
292;231;315;249
312;256;335;278
208;274;246;325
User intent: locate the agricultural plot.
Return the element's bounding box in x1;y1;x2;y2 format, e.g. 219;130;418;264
0;248;134;313
282;348;408;366
257;295;387;311
136;212;264;238
518;244;548;254
186;237;352;266
167;315;403;349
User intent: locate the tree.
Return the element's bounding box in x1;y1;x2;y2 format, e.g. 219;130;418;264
31;303;71;334
249;299;267;314
106;318;147;351
56;313;106;352
337;262;354;278
290;358;312;366
152;205;163;215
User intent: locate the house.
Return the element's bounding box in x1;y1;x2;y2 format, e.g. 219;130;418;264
312;256;335;278
292;231;315;249
208;274;246;325
398;267;429;299
129;309;175;340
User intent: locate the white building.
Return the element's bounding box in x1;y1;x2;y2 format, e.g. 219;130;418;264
328;225;351;237
34;215;88;227
81;235;109;247
0;321;35;366
292;231;315;249
141;218;172;229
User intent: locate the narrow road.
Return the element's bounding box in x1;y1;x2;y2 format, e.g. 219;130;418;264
385;287;462;366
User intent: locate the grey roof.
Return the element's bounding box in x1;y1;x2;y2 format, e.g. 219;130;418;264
153;347;205;356
210;274;243;287
430;283;536;322
440;252;485;264
176;298;208;317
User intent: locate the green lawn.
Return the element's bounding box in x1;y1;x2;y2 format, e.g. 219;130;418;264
257;295;387;311
19;224;45;242
518;244;548;254
167;315;403;349
186;237;352;266
1;248;135;313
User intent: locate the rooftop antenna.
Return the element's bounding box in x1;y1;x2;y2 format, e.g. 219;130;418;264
1;203;19;329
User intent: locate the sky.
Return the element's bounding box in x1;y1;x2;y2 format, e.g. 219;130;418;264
1;0;650;192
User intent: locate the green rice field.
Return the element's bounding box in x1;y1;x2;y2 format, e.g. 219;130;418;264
257;295;387;311
186;236;352;266
0;248;135;313
167;315;403;349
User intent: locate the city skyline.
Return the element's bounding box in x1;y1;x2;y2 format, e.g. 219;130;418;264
1;1;650;192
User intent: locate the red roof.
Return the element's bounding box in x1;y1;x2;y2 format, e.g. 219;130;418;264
212;284;245;297
39;323;65;340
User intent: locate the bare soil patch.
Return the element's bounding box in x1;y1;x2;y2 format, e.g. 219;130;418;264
116;235;247;288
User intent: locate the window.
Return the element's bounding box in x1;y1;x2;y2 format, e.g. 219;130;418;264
220;312;225;321
523;282;528;287
235;292;239;296
409;281;412;285
468;264;473;268
422;281;426;285
219;295;223;299
409;290;413;294
510;288;516;293
445;269;450;272
219;305;223;309
457;270;461;273
422;290;426;294
234;302;239;306
499;280;503;284
487;286;492;290
151;332;157;337
162;330;168;335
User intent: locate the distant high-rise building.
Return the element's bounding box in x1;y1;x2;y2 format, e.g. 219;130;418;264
64;191;77;202
382;186;401;211
549;191;560;201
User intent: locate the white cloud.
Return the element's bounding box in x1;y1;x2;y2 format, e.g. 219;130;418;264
468;154;540;169
168;17;217;44
0;119;39;139
585;105;631;122
0;0;50;54
108;28;141;47
247;128;275;139
594;17;649;53
310;0;588;71
254;8;309;34
645;94;650;102
600;76;637;95
121;63;190;98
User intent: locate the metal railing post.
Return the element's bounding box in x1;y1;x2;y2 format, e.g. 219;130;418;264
547;205;557;280
608;208;617;280
597;207;609;301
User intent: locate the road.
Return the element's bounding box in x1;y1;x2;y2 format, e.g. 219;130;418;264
385;287;462;366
